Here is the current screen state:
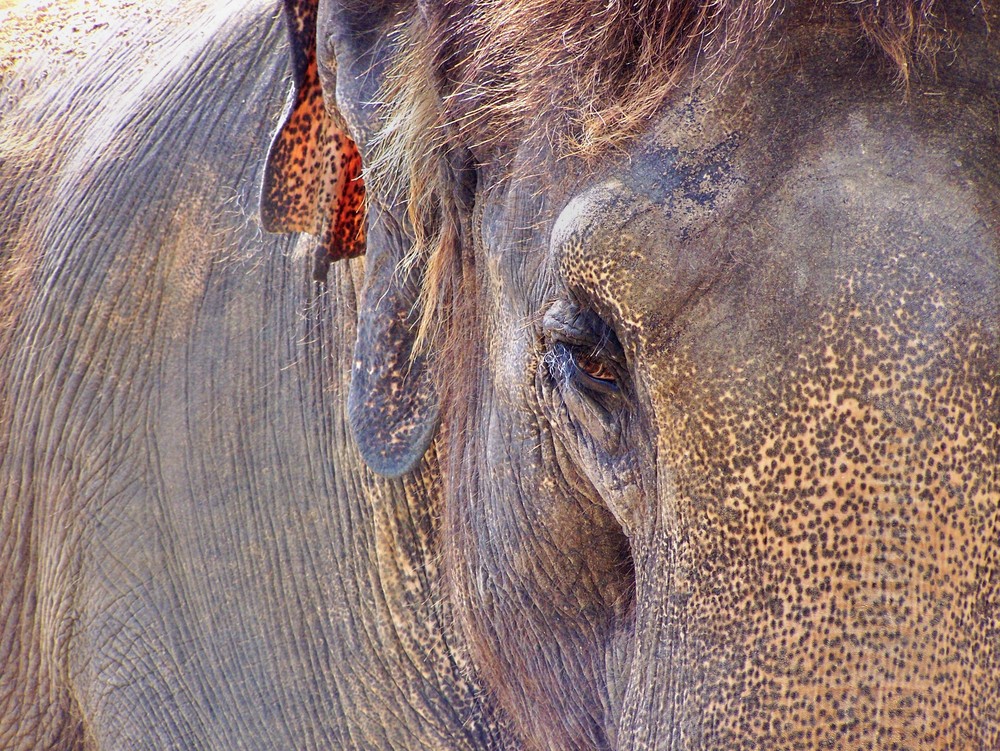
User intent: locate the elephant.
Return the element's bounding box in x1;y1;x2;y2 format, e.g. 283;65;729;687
0;2;499;748
1;0;997;749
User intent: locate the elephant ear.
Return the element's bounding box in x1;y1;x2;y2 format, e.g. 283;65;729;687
349;204;440;477
261;0;366;281
265;0;439;476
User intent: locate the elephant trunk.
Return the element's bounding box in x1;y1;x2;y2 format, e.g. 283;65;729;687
613;437;998;750
614;541;689;751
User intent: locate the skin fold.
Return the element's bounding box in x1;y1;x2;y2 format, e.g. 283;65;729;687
1;1;997;749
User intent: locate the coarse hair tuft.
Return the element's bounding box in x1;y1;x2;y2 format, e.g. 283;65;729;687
371;0;973;353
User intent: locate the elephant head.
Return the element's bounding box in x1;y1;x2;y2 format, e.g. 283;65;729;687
266;1;999;748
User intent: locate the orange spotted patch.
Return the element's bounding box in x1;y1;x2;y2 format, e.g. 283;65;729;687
314;107;366;278
260;0;366;280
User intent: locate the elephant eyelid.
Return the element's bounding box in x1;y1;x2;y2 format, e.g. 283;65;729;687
542;301;628;388
545;340;627;401
568;347;620;393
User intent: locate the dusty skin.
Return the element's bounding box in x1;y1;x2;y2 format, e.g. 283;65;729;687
1;1;997;750
0;1;161;79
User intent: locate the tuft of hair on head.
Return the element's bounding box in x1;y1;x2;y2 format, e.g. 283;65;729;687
368;11;475;358
849;0;951;87
369;0;972;356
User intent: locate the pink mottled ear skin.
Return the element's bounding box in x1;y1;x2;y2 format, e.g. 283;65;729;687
261;0;366;278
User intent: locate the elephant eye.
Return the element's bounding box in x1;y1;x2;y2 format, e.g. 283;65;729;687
546;340;625;400
569;348;620;394
542;301;628;401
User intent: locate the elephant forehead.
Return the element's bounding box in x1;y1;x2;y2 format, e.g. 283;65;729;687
642;131;1000;524
551;92;998;355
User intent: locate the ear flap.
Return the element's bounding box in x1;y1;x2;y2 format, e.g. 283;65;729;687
348;203;440;477
349;144;478;476
261;0;366;281
266;0;439;476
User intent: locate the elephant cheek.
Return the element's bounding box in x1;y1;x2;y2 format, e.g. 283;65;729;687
617;381;999;750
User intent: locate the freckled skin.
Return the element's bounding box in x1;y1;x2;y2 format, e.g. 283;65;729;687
447;11;1000;751
261;0;366;280
4;1;996;749
626;250;999;749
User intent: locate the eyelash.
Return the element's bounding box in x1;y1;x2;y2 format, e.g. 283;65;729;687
549;342;621;396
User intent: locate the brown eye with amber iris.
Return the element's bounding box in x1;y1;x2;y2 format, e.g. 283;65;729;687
571;349;619;392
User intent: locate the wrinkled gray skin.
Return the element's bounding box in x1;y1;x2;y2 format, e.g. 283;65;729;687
2;1;999;750
0;2;500;749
